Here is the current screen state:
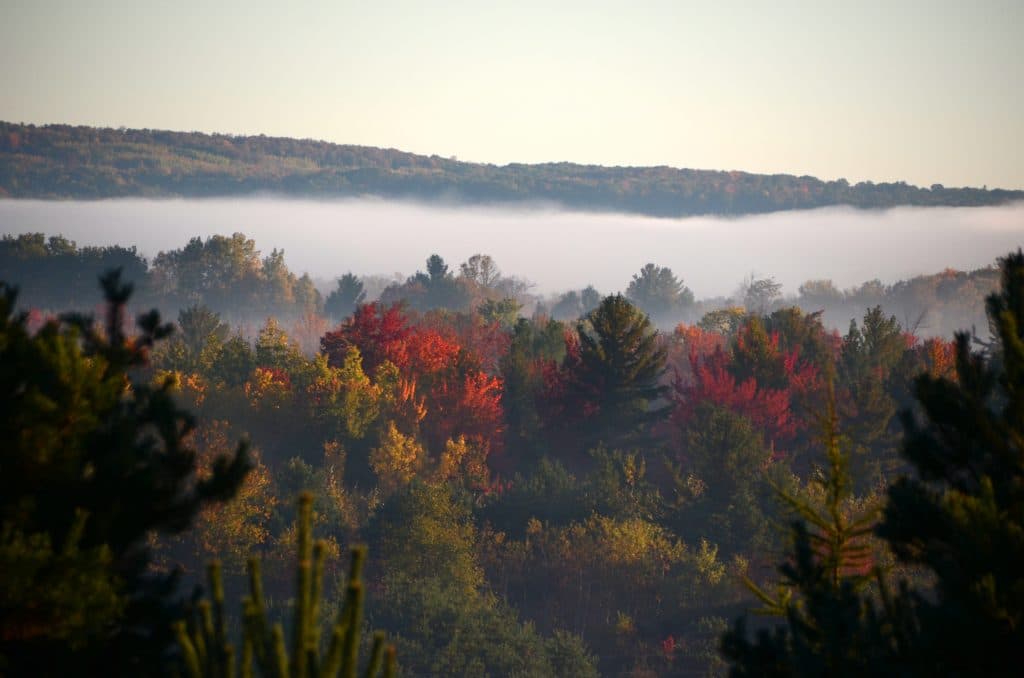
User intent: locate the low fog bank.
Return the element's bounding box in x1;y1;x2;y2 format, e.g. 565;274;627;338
1;197;1022;332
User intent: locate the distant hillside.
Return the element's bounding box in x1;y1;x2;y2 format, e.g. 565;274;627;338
1;122;1021;217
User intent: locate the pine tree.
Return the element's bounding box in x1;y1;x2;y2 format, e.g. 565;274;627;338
175;493;396;678
876;250;1024;674
720;384;889;676
0;270;251;675
325;274;366;322
564;294;668;448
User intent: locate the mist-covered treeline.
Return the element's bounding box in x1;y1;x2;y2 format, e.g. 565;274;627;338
2;122;1021;215
8;227;1022;675
0;230;1000;339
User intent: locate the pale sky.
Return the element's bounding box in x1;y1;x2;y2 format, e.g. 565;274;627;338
1;1;1021;189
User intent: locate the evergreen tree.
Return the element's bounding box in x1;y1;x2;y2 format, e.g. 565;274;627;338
324;273;366;321
160;305;231;375
876;250;1024;674
720;387;888;676
175;493;397;678
626;262;694;322
670;402;776;557
0;271;251;675
722;251;1024;675
838;306;906;488
566;295;668;448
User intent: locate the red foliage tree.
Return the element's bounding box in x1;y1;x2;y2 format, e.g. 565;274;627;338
673;346;796;450
320;302;412;374
425;370;505;455
320;301;506;458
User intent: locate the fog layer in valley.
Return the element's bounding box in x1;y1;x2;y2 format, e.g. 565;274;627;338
1;198;1022;298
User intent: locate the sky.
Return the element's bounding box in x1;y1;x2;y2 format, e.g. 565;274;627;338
1;1;1021;189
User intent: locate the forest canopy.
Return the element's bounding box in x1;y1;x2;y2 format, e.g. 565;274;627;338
1;122;1021;216
2;216;1023;675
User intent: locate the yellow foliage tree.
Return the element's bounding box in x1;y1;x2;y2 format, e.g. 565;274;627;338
436;435;490;488
179;421;277;575
370;422;426;493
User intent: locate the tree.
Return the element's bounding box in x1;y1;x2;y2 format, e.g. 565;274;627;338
0;271;250;674
0;233;149;311
160;306;231;375
670;403;776;556
561;295;669;448
426;254;448;281
174;494;397;678
551;291;582;320
209;334;256;388
324;273;366;321
321;303;412;377
720;390;886;676
742;275;783;314
367;482;595;676
501;318;567;465
151;233;262;311
580;286;602;315
798;279;844;310
477;297;521;328
380;254;469;312
875;250;1024;674
838;307;907;487
626;263;694;323
722;251;1024;675
459;253;500;288
254;317;305;373
698;307;747;337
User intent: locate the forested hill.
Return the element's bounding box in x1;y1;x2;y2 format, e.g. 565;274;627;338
1;121;1021;216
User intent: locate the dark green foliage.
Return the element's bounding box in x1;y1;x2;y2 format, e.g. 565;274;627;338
670;403;776;557
586;447;663;521
479;458;588;536
567;294;669;448
477;297;521;328
0;271;251;674
0;232;149;311
579;286;602;315
151;233;320;318
720;392;885;676
500;317;566;461
762;307;833;372
159;306;232;375
625;262;695;323
551;290;583;320
209;335;258;388
380;254;469;312
838;306;906;488
367;481;596;676
729;315;789;390
4;122;1020;216
175;493;396;678
375;573;587;677
875;250;1024;674
325;274;366;322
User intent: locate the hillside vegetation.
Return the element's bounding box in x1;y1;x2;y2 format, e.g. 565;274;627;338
2;122;1021;216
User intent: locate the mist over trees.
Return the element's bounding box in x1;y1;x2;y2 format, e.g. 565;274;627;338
2;224;1022;675
2;229;1001;342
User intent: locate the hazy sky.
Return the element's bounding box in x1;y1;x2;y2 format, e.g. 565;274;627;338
2;1;1021;188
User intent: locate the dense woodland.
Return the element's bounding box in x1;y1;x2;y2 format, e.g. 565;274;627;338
2;122;1022;216
3;225;1024;676
0;230;999;339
